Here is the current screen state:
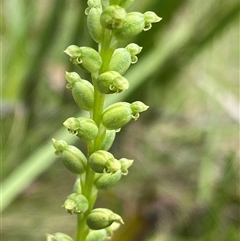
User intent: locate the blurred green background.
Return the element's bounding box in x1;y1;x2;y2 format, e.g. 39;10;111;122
1;0;239;240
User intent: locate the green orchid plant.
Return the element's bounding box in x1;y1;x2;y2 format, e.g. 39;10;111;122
46;0;161;240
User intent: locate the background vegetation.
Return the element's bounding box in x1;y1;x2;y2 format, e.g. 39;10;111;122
2;0;239;240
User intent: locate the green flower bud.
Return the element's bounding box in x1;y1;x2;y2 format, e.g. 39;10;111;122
101;130;116;151
97;71;129;94
63;117;98;141
109;48;131;75
65;72;94;111
125;43;142;63
130;101;149;118
87;0;101;9
86;230;108;241
46;233;73;241
119;158;133;175
113;12;145;39
89;150;121;173
63;193;89;214
109;43;142;74
118;0;135;9
102;102;131;130
102;101;149;130
143;11;162;31
100;5;126;29
64;45;102;73
86;208;124;230
95;170;122;189
113;11;161;39
64;45;80;60
87;7;103;43
52;139;87;174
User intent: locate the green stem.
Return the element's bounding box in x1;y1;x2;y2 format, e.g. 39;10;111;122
75;26;118;241
100;29;116;72
76;166;97;241
92;76;105;127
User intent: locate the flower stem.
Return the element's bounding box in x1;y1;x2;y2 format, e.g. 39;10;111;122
75;26;118;241
76;166;97;241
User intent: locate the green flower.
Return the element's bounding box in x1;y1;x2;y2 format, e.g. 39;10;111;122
86;208;124;230
100;5;126;29
109;43;142;74
52;139;87;174
64;46;102;73
102;101;149;130
63;117;98;141
97;71;129;94
65;72;94;111
89;150;121;173
63;193;89;214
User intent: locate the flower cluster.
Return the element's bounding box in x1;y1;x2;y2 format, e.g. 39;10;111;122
48;0;161;240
